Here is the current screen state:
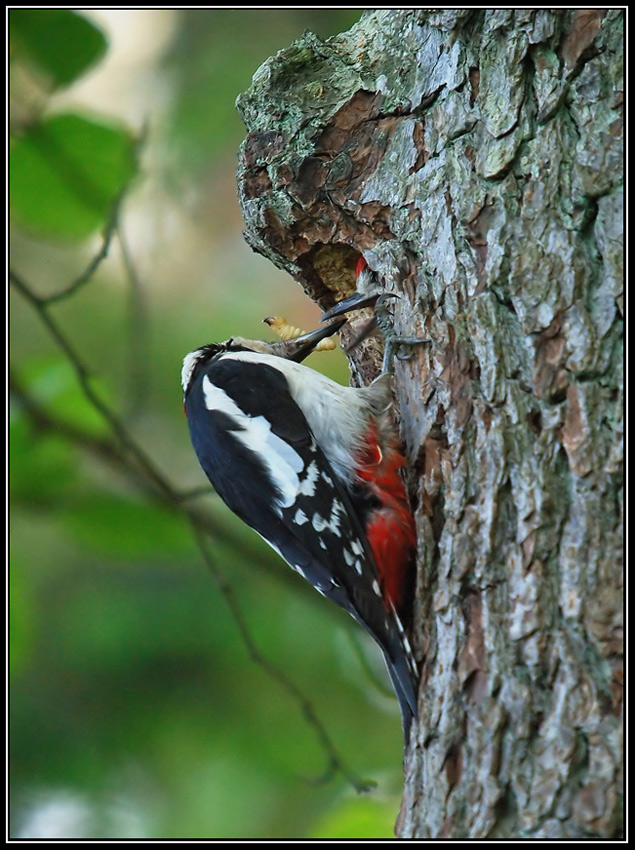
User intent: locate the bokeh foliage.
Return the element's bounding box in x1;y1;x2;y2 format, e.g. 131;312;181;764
10;9;408;839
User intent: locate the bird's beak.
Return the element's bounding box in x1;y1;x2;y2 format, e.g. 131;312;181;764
271;317;347;362
320;291;381;321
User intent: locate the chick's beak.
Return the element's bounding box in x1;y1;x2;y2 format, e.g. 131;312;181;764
320;291;381;321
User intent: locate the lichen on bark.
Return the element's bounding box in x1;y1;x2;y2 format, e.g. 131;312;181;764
236;8;622;839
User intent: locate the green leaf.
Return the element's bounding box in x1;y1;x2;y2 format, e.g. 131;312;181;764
10;9;108;89
10;112;137;240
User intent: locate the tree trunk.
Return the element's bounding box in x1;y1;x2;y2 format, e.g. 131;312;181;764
236;9;623;839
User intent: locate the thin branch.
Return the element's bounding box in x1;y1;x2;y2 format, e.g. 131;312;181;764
42;190;124;304
9;366;121;466
11;268;175;502
8;366;274;566
191;523;376;794
27;125;146;307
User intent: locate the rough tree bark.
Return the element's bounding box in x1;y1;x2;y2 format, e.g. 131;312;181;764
235;9;623;839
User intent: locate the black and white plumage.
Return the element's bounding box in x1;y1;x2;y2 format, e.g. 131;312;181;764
181;322;418;739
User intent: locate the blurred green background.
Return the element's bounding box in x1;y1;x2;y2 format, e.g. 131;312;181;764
9;10;408;839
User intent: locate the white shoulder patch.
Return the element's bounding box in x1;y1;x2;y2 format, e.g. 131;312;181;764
181;349;205;393
202;375;305;512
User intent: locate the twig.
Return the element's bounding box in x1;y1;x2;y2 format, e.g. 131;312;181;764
11;268;175;502
191;523;376;793
42;191;124;304
9;365;274;567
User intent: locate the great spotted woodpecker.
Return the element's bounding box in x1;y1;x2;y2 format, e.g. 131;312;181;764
181;314;418;740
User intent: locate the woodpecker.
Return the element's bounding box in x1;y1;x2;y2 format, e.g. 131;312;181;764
182;318;418;740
